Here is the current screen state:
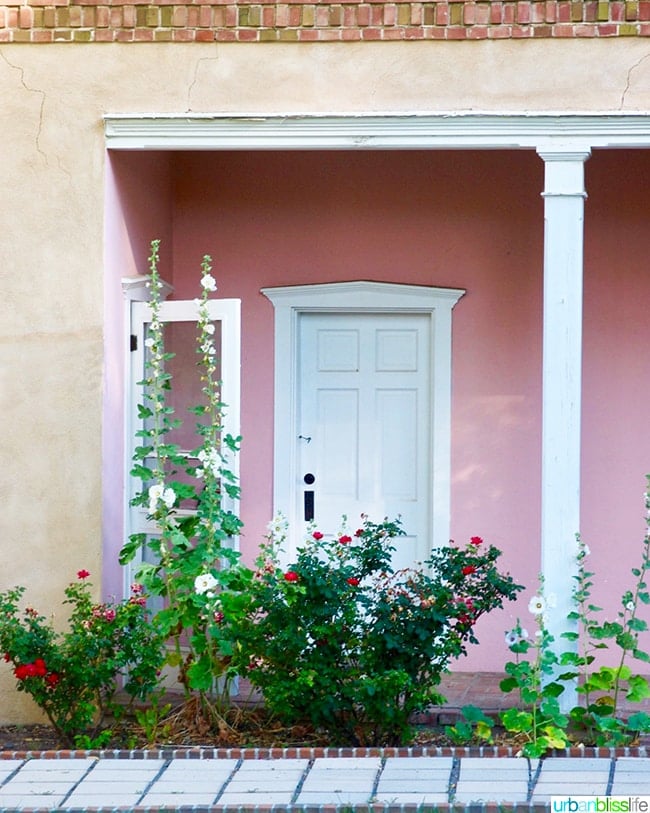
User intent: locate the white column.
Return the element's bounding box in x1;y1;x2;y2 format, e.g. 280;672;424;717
537;147;590;708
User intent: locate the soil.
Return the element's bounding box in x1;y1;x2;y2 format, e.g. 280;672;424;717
0;702;466;752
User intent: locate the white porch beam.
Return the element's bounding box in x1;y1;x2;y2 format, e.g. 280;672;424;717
537;147;590;708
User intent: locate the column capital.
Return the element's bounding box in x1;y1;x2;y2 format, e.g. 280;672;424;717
537;147;591;198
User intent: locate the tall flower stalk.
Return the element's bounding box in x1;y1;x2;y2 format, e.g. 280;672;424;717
120;240;247;711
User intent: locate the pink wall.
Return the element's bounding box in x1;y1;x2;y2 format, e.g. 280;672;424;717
105;147;650;672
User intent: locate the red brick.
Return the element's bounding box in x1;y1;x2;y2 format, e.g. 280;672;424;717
640;0;650;18
0;30;11;41
315;5;328;23
574;21;598;32
383;2;396;23
446;22;467;35
214;27;237;37
552;21;576;32
545;0;556;20
275;3;289;24
341;24;360;36
558;0;571;20
69;5;82;25
489;1;503;22
467;22;489;34
381;24;405;35
297;27;320;37
406;23;426;35
610;1;625;18
511;21;533;32
502;3;515;23
435;4;449;23
360;23;381;34
94;26;113;38
18;6;32;27
198;5;211;25
488;21;512;34
516;1;531;21
356;3;370;23
236;26;257;37
134;25;154;37
31;28;54;39
115;28;134;39
596;21;618;31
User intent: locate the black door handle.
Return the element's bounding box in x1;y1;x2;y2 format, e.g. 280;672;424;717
304;490;314;522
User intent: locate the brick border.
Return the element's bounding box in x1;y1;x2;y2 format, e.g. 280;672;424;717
0;744;648;759
1;1;649;43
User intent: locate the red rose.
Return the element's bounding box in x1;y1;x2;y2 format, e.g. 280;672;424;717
33;658;47;676
77;569;91;579
284;571;299;582
3;653;10;663
339;535;352;545
346;577;360;586
469;536;483;547
14;664;29;681
312;531;324;540
462;565;476;576
46;673;60;688
354;528;363;537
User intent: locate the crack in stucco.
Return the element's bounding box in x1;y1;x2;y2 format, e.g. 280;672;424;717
187;50;220;112
0;48;47;165
620;49;650;109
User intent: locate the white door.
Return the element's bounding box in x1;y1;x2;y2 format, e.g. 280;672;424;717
298;311;431;569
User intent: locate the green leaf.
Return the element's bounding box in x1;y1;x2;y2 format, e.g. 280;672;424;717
638;592;650;605
627;711;650;732
500;708;532;732
119;535;145;565
499;677;519;694
628;617;648;632
633;648;650;663
626;675;650;702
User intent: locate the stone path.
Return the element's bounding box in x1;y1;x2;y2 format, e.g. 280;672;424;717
0;753;647;810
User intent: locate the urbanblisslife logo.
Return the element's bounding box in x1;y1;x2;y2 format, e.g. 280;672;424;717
552;799;650;812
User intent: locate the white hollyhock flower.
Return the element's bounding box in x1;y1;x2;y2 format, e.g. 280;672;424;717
195;573;219;595
504;629;520;647
147;483;164;514
161;488;176;509
201;274;217;292
528;595;547;615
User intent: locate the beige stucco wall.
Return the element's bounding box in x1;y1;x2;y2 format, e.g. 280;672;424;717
1;39;649;722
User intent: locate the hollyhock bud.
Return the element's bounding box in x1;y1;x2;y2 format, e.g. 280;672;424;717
284;571;299;582
462;565;476;576
346;577;360;587
339;535;352;545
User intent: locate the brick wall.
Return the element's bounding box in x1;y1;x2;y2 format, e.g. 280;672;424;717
0;0;648;42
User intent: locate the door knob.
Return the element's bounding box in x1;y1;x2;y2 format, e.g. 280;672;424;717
303;473;315;485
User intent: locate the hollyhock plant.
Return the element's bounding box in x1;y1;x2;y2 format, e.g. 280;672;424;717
230;517;522;745
120;241;250;704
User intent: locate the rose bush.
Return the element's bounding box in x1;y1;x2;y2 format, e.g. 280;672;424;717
0;571;164;747
227;515;523;745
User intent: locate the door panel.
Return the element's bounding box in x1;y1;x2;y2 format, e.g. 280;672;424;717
298;311;431;569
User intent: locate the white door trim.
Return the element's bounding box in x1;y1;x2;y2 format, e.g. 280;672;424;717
261;280;465;562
